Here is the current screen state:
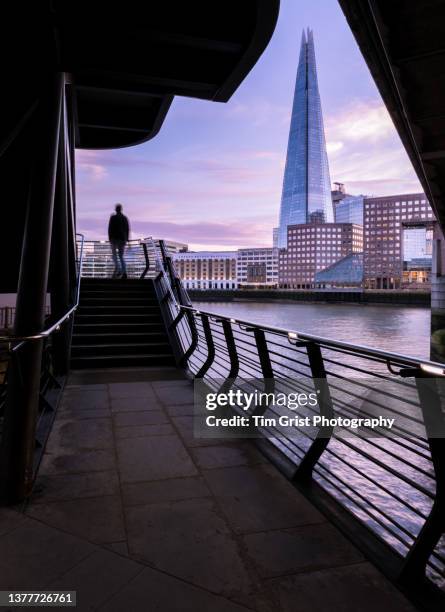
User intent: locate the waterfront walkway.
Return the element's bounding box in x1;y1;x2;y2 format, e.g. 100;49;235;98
0;367;416;611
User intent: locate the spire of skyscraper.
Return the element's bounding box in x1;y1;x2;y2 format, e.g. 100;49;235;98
277;28;333;248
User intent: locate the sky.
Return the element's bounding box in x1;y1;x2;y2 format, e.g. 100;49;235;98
75;0;422;250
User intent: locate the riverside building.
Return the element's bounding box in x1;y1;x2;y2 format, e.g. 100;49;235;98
279;223;363;288
173;251;238;290
236;248;279;289
363;193;435;289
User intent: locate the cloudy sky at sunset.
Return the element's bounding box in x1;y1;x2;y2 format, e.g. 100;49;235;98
75;0;422;250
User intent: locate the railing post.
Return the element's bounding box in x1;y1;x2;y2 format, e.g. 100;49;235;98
158;239;168;263
195;314;216;378
253;328;274;394
179;310;199;368
174;277;185;306
140;242;150;278
293;341;334;482
152;274;185;367
399;372;445;583
159;240;182;302
218;319;239;392
0;73;64;503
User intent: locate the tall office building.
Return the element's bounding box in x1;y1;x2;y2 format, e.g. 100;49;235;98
279;223;363;288
277;29;333;248
363;193;435;289
334;195;364;225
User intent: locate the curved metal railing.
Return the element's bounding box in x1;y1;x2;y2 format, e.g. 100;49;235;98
79;238;154;280
151;246;445;593
0;232;87;494
0;234;85;348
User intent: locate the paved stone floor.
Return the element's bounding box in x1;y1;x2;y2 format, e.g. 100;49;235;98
0;367;418;611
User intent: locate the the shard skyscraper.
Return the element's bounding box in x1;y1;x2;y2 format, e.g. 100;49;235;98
277;29;333;248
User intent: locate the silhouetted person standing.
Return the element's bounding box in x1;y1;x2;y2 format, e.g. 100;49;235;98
108;204;130;278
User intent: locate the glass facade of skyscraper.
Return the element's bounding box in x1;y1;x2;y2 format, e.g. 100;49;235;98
334;196;364;225
277;29;333;248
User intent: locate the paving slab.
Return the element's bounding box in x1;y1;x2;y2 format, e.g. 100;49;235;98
99;566;251;612
61;388;110;411
112;410;168;428
116;435;198;483
271;562;417;612
165;403;195;416
26;495;126;544
57;407;111;420
0;518;94;589
108;381;154;399
39;448;117;476
104;541;130;557
243;523;363;578
110;395;160;412
154;384;195;406
63;384;108;394
0;508;27;537
114;423;175;439
32;470;120;504
191;443;267;470
45;417;114;452
122;476;211;507
171;415;239;448
65;383;108;390
48;549;143;612
125;497;255;599
203;464;325;533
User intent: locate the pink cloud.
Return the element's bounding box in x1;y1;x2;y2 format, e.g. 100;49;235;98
76;216;274;249
75;150;108;181
325;100;395;145
76;148;281;185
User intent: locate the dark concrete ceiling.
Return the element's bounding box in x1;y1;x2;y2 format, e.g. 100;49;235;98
338;0;445;229
3;0;279;150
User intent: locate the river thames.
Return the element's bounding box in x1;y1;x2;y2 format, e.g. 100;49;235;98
194;300;431;359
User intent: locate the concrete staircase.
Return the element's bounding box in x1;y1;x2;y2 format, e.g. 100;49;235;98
71;278;175;369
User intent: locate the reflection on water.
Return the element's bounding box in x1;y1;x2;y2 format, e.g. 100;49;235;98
194;300;431;359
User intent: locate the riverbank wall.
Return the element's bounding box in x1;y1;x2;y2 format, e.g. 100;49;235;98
188;289;430;306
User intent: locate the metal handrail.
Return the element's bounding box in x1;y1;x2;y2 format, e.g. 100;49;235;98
79;237;156;280
150;266;445;587
0;233;85;347
179;304;444;375
146;237;179;308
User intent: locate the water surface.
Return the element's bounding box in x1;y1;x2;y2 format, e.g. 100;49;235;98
194;300;431;359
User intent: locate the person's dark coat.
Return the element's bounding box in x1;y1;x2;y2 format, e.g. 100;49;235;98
108;212;130;242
